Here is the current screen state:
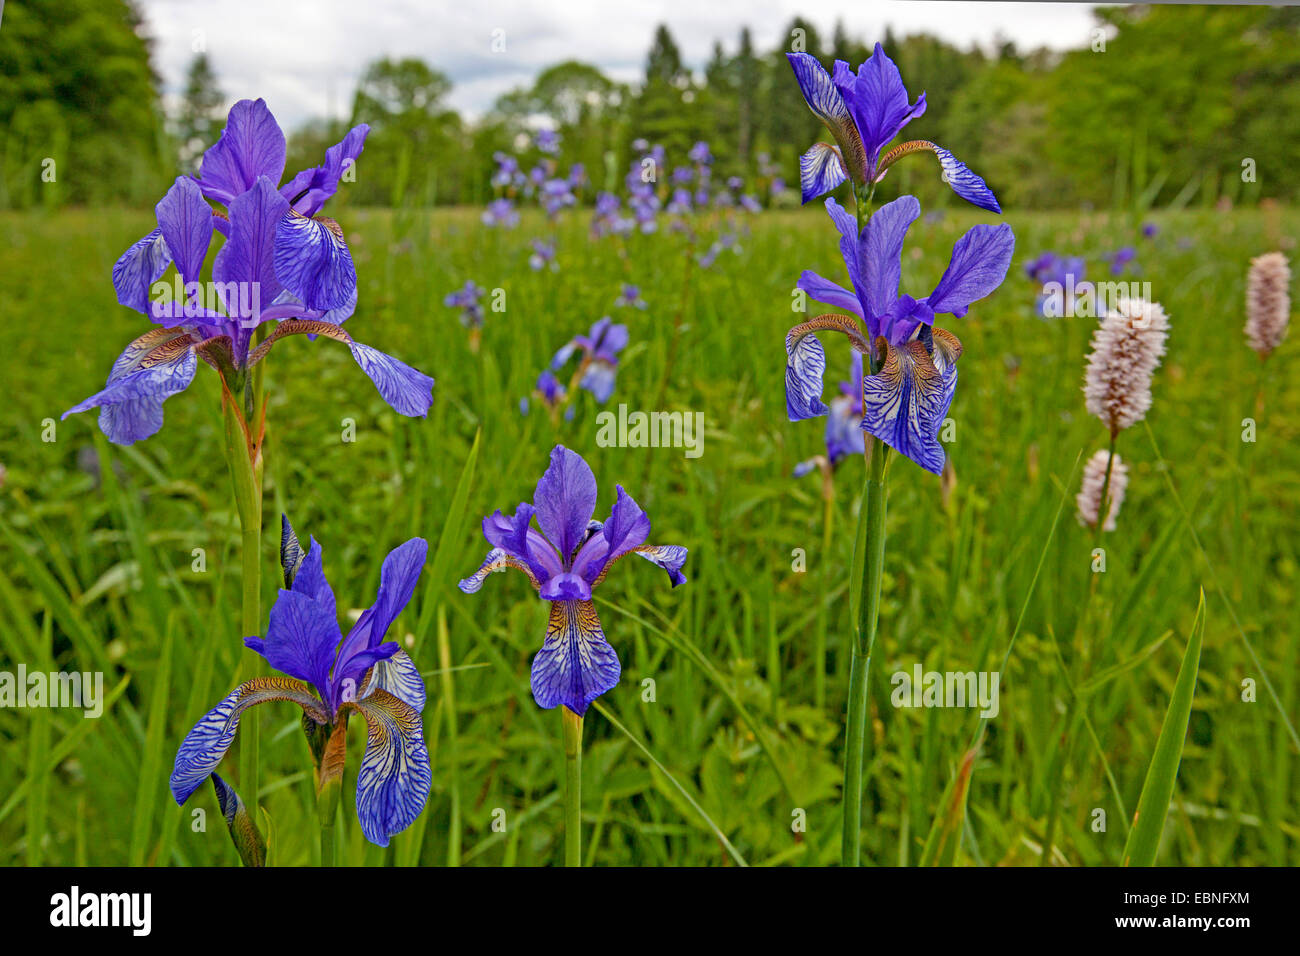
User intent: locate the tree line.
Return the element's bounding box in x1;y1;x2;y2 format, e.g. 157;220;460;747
3;2;1298;210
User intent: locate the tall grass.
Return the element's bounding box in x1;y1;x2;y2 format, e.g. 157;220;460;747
0;202;1295;865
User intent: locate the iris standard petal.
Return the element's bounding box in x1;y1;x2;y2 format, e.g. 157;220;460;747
289;536;336;608
62;330;198;445
927;222;1016;318
259;587;342;696
833;45;927;169
798;142;848;204
533;445;599;561
363;537;428;647
273;212;356;312
330;536;427;702
112;228;172;315
170;676;327;805
155;176;214;288
862;195;922;327
212;176;289;322
280;123;370;216
860;338;949;475
343;688;431;848
530;600;621;715
571;485;651;584
785;313;872;421
196;98;287;205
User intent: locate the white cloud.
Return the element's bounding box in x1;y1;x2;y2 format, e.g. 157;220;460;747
137;0;1102;130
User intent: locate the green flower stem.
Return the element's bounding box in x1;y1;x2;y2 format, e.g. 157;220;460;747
842;437;889;866
319;818;336;867
814;472;835;709
221;376;265;828
562;706;583;867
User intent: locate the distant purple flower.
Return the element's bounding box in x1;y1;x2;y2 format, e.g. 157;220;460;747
492;152;521;189
567;163;586;188
445;280;486;327
459;446;687;714
535;128;560;155
770;177;786;196
1109;246;1137;275
671;166;694;185
1142;222;1158;239
541;178;576;218
172;518;431;847
667;188;693;215
787;45;999;211
64;99;433;445
740;194;762;213
689;141;713;165
529;238;558;272
1030;254;1089;318
482;198;520;229
787;195;1014;474
551;317;628;403
726;176;744;191
615;284;646;309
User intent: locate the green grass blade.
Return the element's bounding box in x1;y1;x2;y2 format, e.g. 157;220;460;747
1122;590;1206;866
593;700;748;867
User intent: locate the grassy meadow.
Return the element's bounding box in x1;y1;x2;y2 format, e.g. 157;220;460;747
0;199;1296;866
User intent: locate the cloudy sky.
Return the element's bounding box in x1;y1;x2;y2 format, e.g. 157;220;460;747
138;0;1105;129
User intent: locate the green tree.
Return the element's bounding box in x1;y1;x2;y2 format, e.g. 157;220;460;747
0;0;167;207
175;53;224;170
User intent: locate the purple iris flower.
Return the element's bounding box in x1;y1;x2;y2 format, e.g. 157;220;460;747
786;194;1014;474
667;188;693;215
482;198;520;229
535;128;560;155
1109;246;1137;275
1030;254;1088;318
541;178;576;218
492;152;521;189
615;284;646;309
551;317;628;403
787;45;1000;212
1024;251;1058;283
1142;222;1158;239
63;99;433;445
171;517;431;847
445;279;486;327
689;141;713;165
529;238;558;272
459;446;687;715
535;369;566;406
